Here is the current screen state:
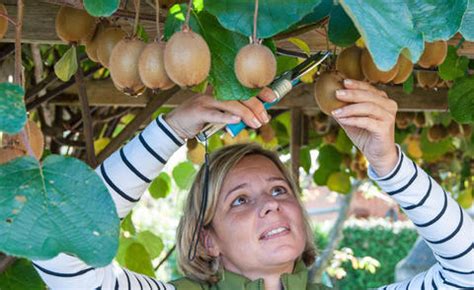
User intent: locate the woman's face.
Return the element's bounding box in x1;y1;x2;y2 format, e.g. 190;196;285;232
207;154;306;276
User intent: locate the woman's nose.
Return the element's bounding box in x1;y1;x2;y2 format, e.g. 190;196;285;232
259;194;280;217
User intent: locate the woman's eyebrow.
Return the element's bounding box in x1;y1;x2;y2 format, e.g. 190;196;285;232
223;176;288;201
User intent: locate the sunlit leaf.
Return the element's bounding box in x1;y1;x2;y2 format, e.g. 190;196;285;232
148;172;172;199
172;161;197;190
136;231;164;259
448;75;474;123
124;242;155;277
54;46;78;82
327;171;351;194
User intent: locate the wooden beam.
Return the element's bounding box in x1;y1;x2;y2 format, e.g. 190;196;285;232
54;79;449;112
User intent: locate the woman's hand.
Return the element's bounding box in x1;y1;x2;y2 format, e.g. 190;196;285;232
331;79;399;177
164;87;276;140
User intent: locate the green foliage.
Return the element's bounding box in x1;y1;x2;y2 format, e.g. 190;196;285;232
124;242;156;277
328;4;360;47
420;129;455;161
54;46;78;82
403;74;414;94
136;231;164;259
204;0;321;38
83;0;120;17
300;146;312;174
172;161;197;190
0;156;119;267
149;172;172;199
335;128;353;154
0;259;45;290
0;83;26;134
448;75;474;123
313;145;343;186
439;46;469;81
327;171;351;194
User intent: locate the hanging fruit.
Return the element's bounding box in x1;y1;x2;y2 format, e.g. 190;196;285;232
336;46;364;81
55;6;96;44
313;72;348;115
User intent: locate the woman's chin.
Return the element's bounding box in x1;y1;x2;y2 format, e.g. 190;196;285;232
259;244;303;266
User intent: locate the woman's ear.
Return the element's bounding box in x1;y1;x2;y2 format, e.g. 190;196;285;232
201;228;220;257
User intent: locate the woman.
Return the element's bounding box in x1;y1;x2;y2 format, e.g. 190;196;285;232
32;80;473;289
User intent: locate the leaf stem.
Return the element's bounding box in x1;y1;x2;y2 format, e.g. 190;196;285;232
155;0;161;41
133;0;141;37
252;0;258;43
154;244;176;271
184;0;193;30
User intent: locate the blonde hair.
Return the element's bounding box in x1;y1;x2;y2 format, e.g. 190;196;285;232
176;143;316;283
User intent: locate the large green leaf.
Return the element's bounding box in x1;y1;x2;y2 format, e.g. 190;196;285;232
203;0;321;38
420;129;455;161
172;161;197;190
328;4;360;47
408;0;467;41
460;0;474;40
335;128;353;154
448;76;474;123
439;46;469;81
136;231;164;259
300;146;311;174
340;0;424;71
54;46;78;82
0;156;119;267
297;0;332;26
0;259;45;290
148;172;172;199
124;242;155;277
83;0;120;17
0;83;26;134
317;145;342;171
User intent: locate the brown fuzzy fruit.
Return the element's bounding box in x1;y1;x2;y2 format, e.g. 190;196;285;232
314;72;348;115
418;41;447;68
395;113;411;129
447;121;461;137
164;30;211;87
427;124;448;142
0;4;8;40
336;46;364;81
138;42;175;90
417;71;439;89
0;148;25;164
235;43;277;88
96;27;126;68
55;6;96;43
361;49;399;83
414;113;426;128
462;124;472;138
392;55;413;84
85;21;109;63
109;38;146;97
2;120;44;160
259;124;276;143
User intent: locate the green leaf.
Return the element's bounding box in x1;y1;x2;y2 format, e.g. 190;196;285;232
0;155;119;267
115;235;133;266
327;171;351;194
287;37;311;55
340;0;424;71
124;242;156;277
121;212;136;235
0;259;45;290
297;0;332;26
136;231;164;259
335;128;353;154
439;46;469;81
313;166;333;186
460;0;474;40
208;133;224;152
203;0;322;38
277;56;299;76
199;12;260;101
448;76;474;123
318;145;342;171
300;146;311;174
420;129;455;161
83;0;120;17
148;172;172;199
403;73;414;94
54;46;78;82
172;161;197;190
408;0;467;41
136;24;150;42
328;4;360;47
164;4;202;40
0;83;26;134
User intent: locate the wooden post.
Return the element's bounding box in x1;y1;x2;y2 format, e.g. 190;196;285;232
290;108;303;185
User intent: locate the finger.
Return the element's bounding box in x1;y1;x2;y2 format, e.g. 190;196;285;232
208;99;263;129
342;79;382;95
202;109;242;125
242;97;270;124
258;87;278;103
332;102;393;121
335;90;398;114
336;117;385;134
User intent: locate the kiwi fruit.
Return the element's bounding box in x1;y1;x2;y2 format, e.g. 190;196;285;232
395;113;411;129
109;38;147;97
2;120;44;160
418;41;447;68
187;139;205;165
234;43;277;88
85;21;109;63
313;72;348;115
138;42;175;90
164;30;211;87
0;4;8;40
361;49;399;83
413;113;426;128
96;27;126;68
222;129;250;146
392;55;413;84
0;148;25;164
427;124;448;142
55;6;96;43
259;124;275;143
416;71;439;89
336;46;364;81
323;128;338;144
462;124;472;138
447;121;461;137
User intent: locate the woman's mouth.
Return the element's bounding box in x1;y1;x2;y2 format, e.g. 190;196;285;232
259;226;290;241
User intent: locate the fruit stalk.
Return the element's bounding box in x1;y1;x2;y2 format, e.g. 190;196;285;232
133;0;141;37
252;0;259;43
184;0;193;30
155;0;161;42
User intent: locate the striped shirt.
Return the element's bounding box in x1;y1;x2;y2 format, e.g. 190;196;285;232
32;115;474;289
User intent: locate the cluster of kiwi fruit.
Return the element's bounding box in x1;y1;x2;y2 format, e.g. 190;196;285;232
427;121;471;142
0;120;44;164
55;6;211;96
415;41;448;89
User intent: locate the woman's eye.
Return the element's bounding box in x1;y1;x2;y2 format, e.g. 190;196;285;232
231;196;248;207
271;186;287;196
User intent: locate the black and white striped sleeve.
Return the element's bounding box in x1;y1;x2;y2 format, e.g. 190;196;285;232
32;114;184;289
372;146;474;290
